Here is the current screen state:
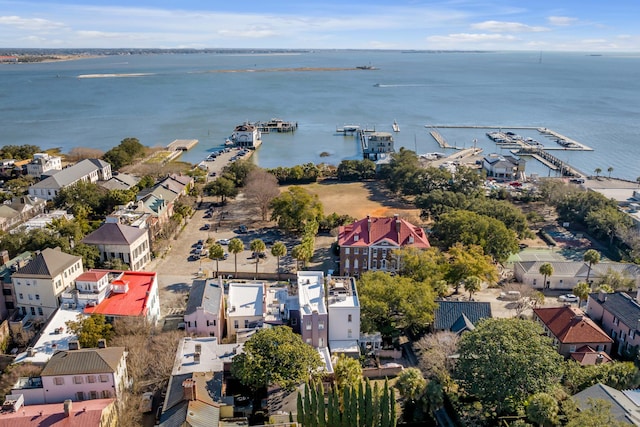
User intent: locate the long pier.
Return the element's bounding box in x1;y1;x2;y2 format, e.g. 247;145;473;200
514;147;584;178
166;139;198;151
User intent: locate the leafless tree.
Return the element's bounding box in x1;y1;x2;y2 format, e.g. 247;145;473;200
243;169;281;221
414;331;459;381
0;363;42;398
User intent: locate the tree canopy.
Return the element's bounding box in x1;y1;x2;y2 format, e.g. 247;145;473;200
431;210;520;262
357;271;437;336
455;318;564;415
270;186;324;233
231;326;323;391
65;313;113;348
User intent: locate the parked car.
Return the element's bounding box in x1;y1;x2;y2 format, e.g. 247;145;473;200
217;238;230;245
139;392;153;413
558;294;579;303
201;224;211;231
251;252;267;259
238;225;248;234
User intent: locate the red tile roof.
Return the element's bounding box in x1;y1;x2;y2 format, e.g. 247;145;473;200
570;345;613;366
0;398;114;427
75;271;108;282
338;215;430;248
83;270;156;318
533;306;613;345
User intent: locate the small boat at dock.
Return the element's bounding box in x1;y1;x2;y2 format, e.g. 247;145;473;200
392;120;400;132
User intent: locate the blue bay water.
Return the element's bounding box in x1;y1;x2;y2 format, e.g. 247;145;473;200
1;50;639;180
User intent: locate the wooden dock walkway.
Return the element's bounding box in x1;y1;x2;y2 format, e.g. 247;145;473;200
515;147;584;177
166;139;198;151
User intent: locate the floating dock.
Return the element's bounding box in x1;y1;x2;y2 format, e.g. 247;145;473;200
166;139;198;151
514;147;585;178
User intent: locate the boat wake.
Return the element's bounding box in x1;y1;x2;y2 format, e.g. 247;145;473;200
373;83;428;88
77;73;155;79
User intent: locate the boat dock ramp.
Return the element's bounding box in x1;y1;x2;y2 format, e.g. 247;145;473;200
337;125;376;135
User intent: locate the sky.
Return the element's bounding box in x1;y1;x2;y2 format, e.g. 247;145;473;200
1;0;639;51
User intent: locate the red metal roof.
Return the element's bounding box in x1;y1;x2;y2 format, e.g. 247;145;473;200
83;270;156;318
570;345;613;366
534;306;613;345
338;215;430;248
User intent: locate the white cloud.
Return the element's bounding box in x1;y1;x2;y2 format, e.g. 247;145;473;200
547;16;578;26
217;27;278;39
471;20;548;33
428;33;517;43
0;15;66;31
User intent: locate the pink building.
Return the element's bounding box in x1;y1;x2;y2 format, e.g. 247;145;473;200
184;279;224;338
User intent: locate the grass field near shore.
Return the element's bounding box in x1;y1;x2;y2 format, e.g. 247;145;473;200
292;181;422;223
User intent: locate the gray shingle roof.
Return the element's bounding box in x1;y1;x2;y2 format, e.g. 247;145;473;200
13;248;81;278
185;280;223;316
433;301;492;331
41;347;125;376
573;383;640;425
517;261;587;277
82;222;147;246
589;292;640;330
29;159;104;190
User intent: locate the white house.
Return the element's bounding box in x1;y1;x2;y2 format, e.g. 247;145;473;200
28;158;112;201
482;154;524;181
326;275;360;357
11;248;83;320
226;282;266;341
514;261;640;290
231;123;262;149
81;222;151;271
11;346;128;405
184;279;224;338
26;153;62;178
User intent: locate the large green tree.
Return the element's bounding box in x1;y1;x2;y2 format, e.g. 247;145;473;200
455;318;564;416
431;210;519;262
445;243;498;293
231;326;323;391
270;186;324;233
358;271;437;336
526;392;559;427
204;176;238;204
396;367;426;403
65;313;113;348
208;243;225;276
333;354;363;391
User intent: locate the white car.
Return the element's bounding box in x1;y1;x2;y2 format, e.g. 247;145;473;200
139;392;153;413
217;238;230;245
558;294;579;303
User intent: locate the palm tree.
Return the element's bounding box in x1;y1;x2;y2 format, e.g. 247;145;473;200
594;167;602;178
271;241;287;278
583;249;601;286
573;282;591;306
208;243;225;277
637;176;640;188
464;276;482;300
228;238;244;276
250;238;266;274
539;262;554;290
607;166;614;179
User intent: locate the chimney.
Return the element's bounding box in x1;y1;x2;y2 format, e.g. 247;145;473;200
367;216;372;242
68;340;80;351
63;399;72;417
394;214;401;243
596;354;604;365
598;291;608;303
97;339;106;349
182;378;197;401
194;352;200;364
195;343;202;354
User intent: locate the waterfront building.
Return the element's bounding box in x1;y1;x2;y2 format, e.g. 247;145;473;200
230;123;262;149
26;153;62;178
28;159;112;201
